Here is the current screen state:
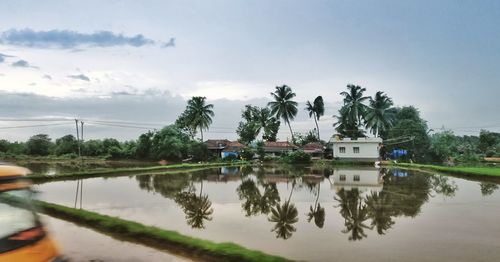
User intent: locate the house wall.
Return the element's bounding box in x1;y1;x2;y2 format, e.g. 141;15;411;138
332;138;381;161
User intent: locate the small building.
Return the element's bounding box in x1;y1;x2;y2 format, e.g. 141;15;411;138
330;136;382;162
204;139;244;159
302;142;325;159
263;141;297;156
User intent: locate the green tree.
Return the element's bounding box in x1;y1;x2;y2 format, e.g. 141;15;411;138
150;125;191;161
365;91;396;138
268;85;298;142
54;134;78;156
135;131;154;159
387;106;431;162
305;96;325;140
237;105;280;144
430;130;458;162
479;130;500;154
334;84;369;138
26;134;53;156
185;96;215;141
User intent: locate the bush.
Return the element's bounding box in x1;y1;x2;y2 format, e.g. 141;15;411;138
281;150;312;164
239;147;255;160
223;154;239;162
485;150;496;158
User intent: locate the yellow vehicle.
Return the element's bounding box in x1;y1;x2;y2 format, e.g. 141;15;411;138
0;163;64;262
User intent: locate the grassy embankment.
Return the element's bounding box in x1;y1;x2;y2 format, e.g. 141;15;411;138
391;162;500;177
29;161;249;183
37;200;292;262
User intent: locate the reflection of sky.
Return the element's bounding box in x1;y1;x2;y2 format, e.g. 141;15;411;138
33;168;500;262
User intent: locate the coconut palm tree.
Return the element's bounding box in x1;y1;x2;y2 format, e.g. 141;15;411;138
268;178;299;239
365;91;396;138
268;85;298;142
186;96;214;141
335;188;372;241
334;85;369;138
305;96;325;140
365;191;395;235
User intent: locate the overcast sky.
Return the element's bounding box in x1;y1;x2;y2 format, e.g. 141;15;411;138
1;0;499;141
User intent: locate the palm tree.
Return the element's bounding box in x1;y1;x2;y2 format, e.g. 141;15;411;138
365;191;395;235
365;91;396;138
186;96;214;141
268;85;298;142
335;188;372;241
268;178;299;239
334;85;369;138
305;96;325;140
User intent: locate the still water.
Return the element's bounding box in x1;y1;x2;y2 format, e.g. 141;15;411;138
34;166;500;262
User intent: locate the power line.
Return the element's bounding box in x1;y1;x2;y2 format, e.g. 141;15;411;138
0;123;70;129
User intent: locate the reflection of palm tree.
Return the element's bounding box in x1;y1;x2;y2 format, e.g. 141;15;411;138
306;183;325;228
175;180;213;229
365;191;395;235
335;189;372;241
237;178;280;216
269;180;299;239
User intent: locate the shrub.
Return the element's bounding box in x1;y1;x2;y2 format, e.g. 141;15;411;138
281;150;312;164
239;147;255;160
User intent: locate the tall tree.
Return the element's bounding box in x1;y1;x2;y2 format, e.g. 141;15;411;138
268;85;298;142
305;96;325;140
236;105;280;144
334;85;369;139
185;96;214;141
365;91;396;138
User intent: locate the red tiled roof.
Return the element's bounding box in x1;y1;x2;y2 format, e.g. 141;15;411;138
303;142;324;150
205;139;230;149
264;141;297;148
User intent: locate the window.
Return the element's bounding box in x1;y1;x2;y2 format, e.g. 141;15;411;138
353;147;360;154
339;175;346;181
339;147;346;153
353;175;360;182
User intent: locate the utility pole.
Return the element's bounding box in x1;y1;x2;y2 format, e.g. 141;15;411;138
75;119;81;158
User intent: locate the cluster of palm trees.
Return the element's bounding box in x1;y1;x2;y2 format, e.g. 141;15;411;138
177;84;396;143
334;84;397;139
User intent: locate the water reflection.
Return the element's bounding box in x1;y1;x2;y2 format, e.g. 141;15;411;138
129;165;477;241
479;182;498;196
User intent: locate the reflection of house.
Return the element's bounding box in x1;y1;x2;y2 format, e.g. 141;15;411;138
302;142;325;159
264;141;297;156
205;139;244;159
331;168;384;193
330;137;382;162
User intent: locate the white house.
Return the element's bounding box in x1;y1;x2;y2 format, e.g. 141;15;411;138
330;136;382;162
331;167;384;193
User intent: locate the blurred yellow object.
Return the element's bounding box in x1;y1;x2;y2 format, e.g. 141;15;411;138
0;163;64;262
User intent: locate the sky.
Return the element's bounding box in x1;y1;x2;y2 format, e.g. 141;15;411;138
0;0;499;141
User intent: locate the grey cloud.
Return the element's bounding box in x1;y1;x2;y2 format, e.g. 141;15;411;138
43;74;52;80
0;29;157;49
161;38;175;48
68;74;90;81
12;59;37;68
0;52;15;63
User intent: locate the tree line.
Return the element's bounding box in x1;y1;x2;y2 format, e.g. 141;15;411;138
1;84;499;163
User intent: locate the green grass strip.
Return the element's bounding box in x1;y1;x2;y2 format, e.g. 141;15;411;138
37;200;292;262
391;163;500;177
29;161;249;183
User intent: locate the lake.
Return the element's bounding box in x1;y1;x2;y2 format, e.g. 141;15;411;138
34;165;500;262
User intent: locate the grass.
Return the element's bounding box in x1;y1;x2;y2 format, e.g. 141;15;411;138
391;162;500;177
36;200;292;262
29;161;249;183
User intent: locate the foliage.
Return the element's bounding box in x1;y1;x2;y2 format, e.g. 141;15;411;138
280;150;312;164
479;130;500;154
293;130;320;146
334;84;369;139
26;134;52;156
256;141;266;161
365;91;396;138
393;163;500;177
386;106;431;162
305;96;325;140
430;130;458;162
183;96;215;141
240;146;256;160
237;105;280;144
53;135;78;156
268;85;298;142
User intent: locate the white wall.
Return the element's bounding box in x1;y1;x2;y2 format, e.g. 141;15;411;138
331;168;383;193
332;138;381;160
